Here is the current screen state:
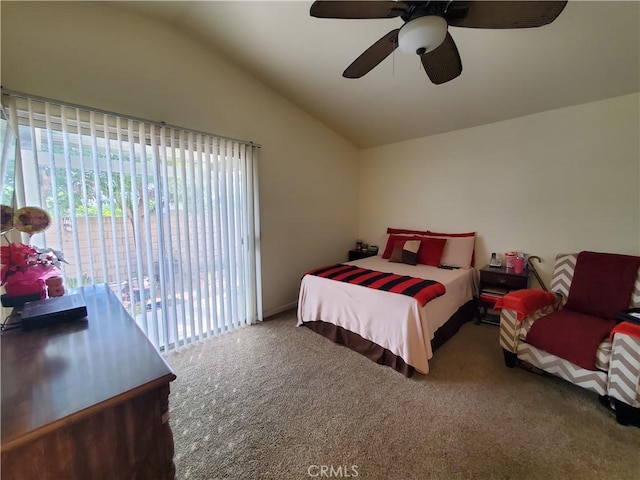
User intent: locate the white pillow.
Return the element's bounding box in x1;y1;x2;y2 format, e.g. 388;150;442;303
424;234;475;269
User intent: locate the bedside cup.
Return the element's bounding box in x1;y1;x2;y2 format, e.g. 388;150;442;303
514;257;524;274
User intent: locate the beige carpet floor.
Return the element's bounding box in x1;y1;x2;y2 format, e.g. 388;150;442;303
165;310;640;480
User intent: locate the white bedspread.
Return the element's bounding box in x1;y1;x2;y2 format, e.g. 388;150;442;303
297;256;477;374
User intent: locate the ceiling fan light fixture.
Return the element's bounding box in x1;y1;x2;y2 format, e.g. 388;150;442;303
398;15;448;55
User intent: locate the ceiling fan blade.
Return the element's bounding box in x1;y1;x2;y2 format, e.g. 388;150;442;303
447;1;568;29
420;32;462;85
310;1;406;19
343;29;400;78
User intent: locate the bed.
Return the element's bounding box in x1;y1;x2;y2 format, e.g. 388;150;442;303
297;229;479;376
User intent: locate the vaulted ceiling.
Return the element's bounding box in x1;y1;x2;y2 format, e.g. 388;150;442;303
112;1;640;148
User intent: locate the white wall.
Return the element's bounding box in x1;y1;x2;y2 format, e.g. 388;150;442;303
359;94;640;287
1;1;360;315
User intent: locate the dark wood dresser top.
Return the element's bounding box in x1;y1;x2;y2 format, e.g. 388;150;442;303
1;284;176;451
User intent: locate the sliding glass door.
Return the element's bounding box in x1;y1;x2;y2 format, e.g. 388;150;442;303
2;92;262;351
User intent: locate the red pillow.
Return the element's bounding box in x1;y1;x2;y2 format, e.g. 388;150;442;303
426;230;475;237
382;234;417;259
416;237;447;266
387;227;429;235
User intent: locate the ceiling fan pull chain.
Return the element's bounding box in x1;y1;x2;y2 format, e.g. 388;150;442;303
390;36;396;77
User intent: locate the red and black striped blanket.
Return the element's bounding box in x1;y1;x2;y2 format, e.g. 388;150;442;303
304;264;446;306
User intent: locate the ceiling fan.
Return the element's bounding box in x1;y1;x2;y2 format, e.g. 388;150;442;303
310;1;568;84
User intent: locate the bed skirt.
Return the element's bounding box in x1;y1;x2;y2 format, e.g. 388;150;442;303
300;298;478;377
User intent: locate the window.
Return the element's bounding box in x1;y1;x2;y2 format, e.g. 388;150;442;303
2;92;262;351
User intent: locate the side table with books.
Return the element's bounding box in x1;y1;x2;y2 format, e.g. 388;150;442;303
477;264;530;325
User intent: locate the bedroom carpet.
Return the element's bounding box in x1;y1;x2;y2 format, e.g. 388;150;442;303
165;310;640;480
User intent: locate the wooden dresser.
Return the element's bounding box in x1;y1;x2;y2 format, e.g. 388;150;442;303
1;284;176;479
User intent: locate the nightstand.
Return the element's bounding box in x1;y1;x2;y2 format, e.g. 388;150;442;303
348;249;377;261
478;264;530;325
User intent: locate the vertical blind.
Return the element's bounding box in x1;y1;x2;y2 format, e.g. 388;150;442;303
1;92;262;351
